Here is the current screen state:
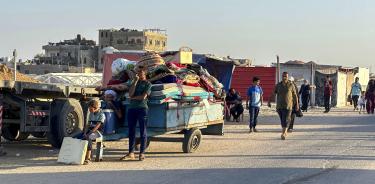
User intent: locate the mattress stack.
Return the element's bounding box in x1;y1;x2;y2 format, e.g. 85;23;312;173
149;83;213;104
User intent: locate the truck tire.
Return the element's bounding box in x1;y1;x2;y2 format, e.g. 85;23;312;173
31;132;47;138
47;99;84;148
1;124;30;141
182;128;202;153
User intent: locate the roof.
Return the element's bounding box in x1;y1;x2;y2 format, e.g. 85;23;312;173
34;73;102;87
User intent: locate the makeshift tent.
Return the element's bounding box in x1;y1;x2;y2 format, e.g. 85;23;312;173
193;54;235;92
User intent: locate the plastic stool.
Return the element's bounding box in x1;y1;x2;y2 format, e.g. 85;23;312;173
94;136;104;162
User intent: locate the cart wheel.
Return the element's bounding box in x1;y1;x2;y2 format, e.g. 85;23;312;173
182;128;202;153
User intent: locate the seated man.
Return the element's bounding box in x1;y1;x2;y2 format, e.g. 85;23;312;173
225;88;244;122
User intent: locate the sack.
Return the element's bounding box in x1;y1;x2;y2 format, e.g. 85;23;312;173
348;95;353;105
296;109;304;118
57;137;88;165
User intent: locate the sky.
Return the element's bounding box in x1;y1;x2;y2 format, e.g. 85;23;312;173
0;0;374;71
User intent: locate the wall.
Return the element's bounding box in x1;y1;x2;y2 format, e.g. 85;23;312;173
144;32;167;52
315;70;354;107
279;63;316;105
19;64;95;75
354;67;370;90
230;67;276;102
336;71;348;107
315;71;338;107
279;64;313;87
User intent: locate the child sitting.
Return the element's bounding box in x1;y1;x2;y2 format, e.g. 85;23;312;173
358;91;366;114
102;90;123;134
83;99;106;165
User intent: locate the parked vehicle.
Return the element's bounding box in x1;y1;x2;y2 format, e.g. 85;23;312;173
0;79;100;147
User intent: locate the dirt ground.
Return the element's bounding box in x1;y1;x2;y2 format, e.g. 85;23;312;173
1;106;375;184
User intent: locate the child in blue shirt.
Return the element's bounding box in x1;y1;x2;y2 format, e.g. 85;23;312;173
246;77;263;133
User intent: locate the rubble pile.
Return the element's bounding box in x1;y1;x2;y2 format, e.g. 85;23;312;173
0;64;39;83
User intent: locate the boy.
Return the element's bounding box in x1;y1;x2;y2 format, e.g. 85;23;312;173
358;91;366;114
120;66;151;161
83;99;105;165
246;77;263;133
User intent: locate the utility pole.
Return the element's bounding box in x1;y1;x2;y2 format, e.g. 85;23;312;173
79;43;83;73
13;49;17;81
93;56;96;72
276;55;280;83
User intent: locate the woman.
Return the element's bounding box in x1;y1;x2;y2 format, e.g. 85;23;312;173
365;80;375;114
299;80;311;112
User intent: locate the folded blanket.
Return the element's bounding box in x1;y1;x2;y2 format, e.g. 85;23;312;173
151;83;178;91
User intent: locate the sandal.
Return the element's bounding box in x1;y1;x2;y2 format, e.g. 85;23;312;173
139;153;145;161
120;153;136;161
83;160;90;165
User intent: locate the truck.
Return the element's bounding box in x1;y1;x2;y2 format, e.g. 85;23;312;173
0;79;100;148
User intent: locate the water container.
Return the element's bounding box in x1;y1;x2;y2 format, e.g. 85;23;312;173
102;109;117;135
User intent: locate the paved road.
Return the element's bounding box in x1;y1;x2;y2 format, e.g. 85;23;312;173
1;107;375;184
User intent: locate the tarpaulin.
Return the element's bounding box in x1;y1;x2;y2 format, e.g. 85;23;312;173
193;54;234;92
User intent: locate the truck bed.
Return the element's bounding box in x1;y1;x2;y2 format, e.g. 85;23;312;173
0;80;99;98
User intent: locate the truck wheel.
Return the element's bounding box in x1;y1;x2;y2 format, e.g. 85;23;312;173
31;132;47;138
182;128;202;153
1;124;30;141
47;99;84;148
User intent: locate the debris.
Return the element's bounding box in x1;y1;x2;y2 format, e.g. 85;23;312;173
0;64;39;83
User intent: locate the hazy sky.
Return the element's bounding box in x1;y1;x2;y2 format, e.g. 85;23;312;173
1;0;374;70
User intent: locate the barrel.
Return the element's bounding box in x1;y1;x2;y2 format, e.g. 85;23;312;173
102;109;117;135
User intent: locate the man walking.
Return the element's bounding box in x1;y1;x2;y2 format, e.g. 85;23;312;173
349;77;362;111
268;72;299;140
324;76;333;113
299;80;311;112
246;77;263;133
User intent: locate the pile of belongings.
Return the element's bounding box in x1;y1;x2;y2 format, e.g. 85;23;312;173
109;51;225;103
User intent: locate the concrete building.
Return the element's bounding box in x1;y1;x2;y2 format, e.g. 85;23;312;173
18;64;95;75
98;28;167;70
42;34;98;70
0;57;10;63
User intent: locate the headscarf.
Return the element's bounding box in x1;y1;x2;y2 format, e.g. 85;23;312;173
104;90;117;99
289;76;295;82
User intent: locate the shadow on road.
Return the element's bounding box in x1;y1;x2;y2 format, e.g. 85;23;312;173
1;167;375;184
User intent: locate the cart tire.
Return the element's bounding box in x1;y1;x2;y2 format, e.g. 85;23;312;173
31;132;47;138
47;99;84;148
1;124;30;141
182;128;202;153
